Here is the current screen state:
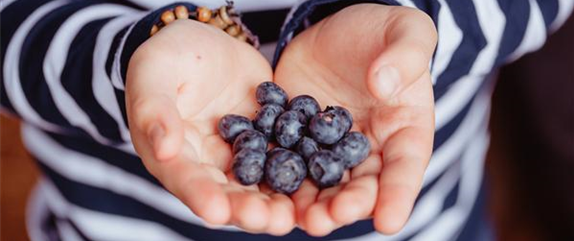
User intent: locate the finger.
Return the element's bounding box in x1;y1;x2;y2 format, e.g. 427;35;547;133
291;180;319;230
223;174;270;232
266;194;296;236
227;189;271;232
374;125;433;234
158;159;231;225
330;175;378;225
351;154;383;178
197;131;234;171
126;55;184;161
303;185;345;236
367;9;437;101
340;170;351;184
316;185;342;202
135;95;184;161
305;198;339;237
258;182;275;195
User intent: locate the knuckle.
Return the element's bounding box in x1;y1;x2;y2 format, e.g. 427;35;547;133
397;8;438;47
411;11;438;45
408;43;432;64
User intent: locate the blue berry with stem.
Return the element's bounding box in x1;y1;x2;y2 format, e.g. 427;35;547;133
288;95;321;120
308;150;345;188
232;130;267;154
256;81;289;107
265;149;307;194
274;110;307;148
296;136;320;161
325;106;353;133
309;111;346;145
253;104;284;139
218;114;254;143
233;149;266;185
332;132;371;169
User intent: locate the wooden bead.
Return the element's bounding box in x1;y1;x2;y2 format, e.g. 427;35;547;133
161;10;175;25
197;7;212;22
174;5;189;19
208;15;228;29
219;6;234;25
225;25;241;36
150;25;159;36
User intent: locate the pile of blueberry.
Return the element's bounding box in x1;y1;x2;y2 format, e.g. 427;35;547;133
218;82;370;194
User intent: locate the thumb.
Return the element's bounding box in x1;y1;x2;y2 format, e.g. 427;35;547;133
367;10;437;101
131;95;184;162
126;48;184;162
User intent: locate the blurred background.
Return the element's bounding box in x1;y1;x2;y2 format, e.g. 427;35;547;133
1;13;573;241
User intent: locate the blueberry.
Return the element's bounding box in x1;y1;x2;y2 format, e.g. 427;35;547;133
332;132;371;169
233;149;266;185
256;81;289;107
308;112;346;145
253;104;284;139
218;114;254;143
274;110;307;148
296;137;320;161
308;150;345;188
325;106;353;133
288;95;321;120
267;147;287;158
232;130;267;154
265;149;307;194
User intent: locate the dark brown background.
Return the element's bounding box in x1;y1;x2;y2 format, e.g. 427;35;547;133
1;15;573;241
487;13;574;241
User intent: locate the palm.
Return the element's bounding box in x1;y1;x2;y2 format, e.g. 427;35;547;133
127;20;295;234
274;4;435;235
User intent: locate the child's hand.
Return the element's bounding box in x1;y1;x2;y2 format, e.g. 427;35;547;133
274;4;437;236
126;20;295;235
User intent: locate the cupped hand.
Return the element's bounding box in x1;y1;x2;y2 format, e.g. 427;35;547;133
274;4;437;236
126;20;294;235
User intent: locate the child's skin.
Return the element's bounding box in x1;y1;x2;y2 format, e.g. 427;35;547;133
126;4;437;237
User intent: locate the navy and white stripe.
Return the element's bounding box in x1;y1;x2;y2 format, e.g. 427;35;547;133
1;0;571;240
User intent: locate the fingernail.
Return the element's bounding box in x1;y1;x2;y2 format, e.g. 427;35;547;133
148;123;165;149
375;66;400;99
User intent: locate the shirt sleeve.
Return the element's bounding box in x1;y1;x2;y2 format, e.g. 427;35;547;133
0;1;197;145
273;0;573;88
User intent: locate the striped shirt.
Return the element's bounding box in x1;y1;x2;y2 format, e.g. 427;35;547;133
1;0;572;240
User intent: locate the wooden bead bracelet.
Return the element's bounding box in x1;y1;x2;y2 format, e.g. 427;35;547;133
150;1;260;48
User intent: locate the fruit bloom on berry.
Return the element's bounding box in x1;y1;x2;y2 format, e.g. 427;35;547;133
308;150;345;188
325;106;353;133
221;82;374;193
232;130;267;154
265;149;307;194
274;110;307;148
253;104;284;139
309;111;346;145
233;149;266;185
288;95;321;120
218;114;254;143
256;81;289;107
267;147;287;158
333;132;371;168
296;136;320;161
